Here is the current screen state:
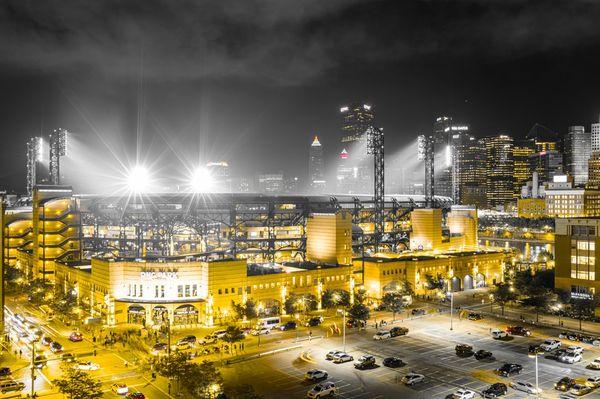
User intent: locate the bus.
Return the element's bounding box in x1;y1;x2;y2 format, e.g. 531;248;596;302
40;305;55;321
257;316;281;330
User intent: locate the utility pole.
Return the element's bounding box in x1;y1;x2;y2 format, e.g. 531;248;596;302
30;340;37;398
450;291;454;331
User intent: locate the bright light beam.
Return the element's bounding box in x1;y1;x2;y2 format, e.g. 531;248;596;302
127;165;151;193
190;167;213;193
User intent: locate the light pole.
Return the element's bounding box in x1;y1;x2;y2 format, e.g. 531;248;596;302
450;291;454;331
337;309;346;352
30;338;40;398
528;351;539;398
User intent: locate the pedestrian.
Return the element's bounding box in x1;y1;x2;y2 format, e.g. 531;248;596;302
19;349;22;358
93;349;97;356
124;361;128;368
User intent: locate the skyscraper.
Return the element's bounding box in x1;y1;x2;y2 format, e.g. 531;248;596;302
485;134;514;210
308;136;326;192
457;135;487;208
513;140;535;198
432;116;469;202
340;103;375;144
564;126;591;186
592;116;600;152
206;161;231;192
337;103;373;194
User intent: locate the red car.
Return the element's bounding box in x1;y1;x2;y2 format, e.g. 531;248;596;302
506;326;531;336
125;393;145;399
69;332;83;342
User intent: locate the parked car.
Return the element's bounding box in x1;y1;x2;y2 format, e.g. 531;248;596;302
111;383;129;395
152;342;168;354
467;313;482;320
177;335;196;346
411;308;426;316
389;326;409;337
455;344;473;356
69;332;83;342
560;351;582;364
445;389;476;399
199;336;218;345
474;350;493;360
510;381;541;395
540;339;561;352
173;341;191;351
41;336;53;346
61;353;76;363
401;372;425;386
491;329;508;339
304;370;328;381
34;355;47;369
354;355;376;369
506;326;531;336
280;321;297;331
306;316;324;327
496;363;522;377
251;327;270;336
326;350;344;360
585;376;600;388
213;330;227;339
50;341;63;353
481;383;507;398
0;380;25;394
566;345;584;355
332;352;353;364
0;368;11;379
382;357;405;368
306;382;337;399
570;384;593;396
546;348;568;361
75;361;100;371
125;393;145;399
588;357;600;370
528;345;542;355
554;377;576;391
373;330;391;340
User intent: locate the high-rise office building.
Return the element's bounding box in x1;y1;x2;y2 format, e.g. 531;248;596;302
432;116;470;201
591;116;600;152
336;148;357;194
206;161;231;192
528;150;563;184
458;136;487;208
513;140;535;198
340;103;375;144
485;134;514;210
527;123;560;153
564;126;591;186
258;174;284;193
337;103;373;194
308;136;326;192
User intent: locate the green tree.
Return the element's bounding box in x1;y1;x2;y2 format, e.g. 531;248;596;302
183;361;223;398
26;278;52;305
321;289;350;309
521;287;551;323
53;366;103;399
380;292;405;321
570;294;600;331
347;303;370;328
231;299;258;321
424;274;445;292
51;287;78;316
284;294;317;315
354;287;368;305
222;325;245;344
155;351;189;384
490;283;518;316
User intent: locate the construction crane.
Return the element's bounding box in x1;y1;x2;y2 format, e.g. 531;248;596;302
366;126;384;251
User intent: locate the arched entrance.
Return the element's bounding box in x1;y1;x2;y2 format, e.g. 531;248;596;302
152;305;168;325
475;273;486;288
451;277;461;292
464;275;474;290
173;304;198;325
127;305;146;325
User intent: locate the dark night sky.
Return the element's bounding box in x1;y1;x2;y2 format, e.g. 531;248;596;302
2;0;600;193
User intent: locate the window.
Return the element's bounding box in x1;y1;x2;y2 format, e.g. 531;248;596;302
161;285;165;298
155;285;159;298
185;285;190;297
238;287;242;295
225;288;229;294
218;289;222;295
139;285;143;297
178;285;184;298
133;285;137;297
192;284;197;296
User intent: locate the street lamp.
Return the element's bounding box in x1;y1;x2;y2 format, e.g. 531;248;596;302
556;303;563;327
337;308;346;352
450;290;454;331
30;337;40;398
528;350;540;398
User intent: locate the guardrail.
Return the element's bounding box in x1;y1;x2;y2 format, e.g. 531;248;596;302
224;344;304;364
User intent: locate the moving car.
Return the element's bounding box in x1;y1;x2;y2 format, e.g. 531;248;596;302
0;368;11;379
0;380;25;394
585;376;600;388
540;339;561;352
280;321;297;331
61;353;76;363
496;363;522;377
401;372;425;386
213;330;228;339
467;313;483;320
554;377;576;391
125;393;145;399
69;332;83;342
474;350;493;360
199;336;217;345
506;326;531;336
510;381;541;395
455;344;473;356
382;357;405;368
41;336;53;346
251;327;270;336
50;342;63;353
481;383;507;398
491;329;508;339
111;383;129;395
570;384;593;396
306;316;324;327
411;308;426;316
173;341;190;351
353;355;376;369
372;331;391;340
326;350;344;360
304;370;328;381
560;351;582;364
446;389;476;399
588;357;600;370
332;352;353;364
389;326;409;337
75;361;100;371
177;335;196;346
306;381;337;399
34;355;47;369
152;342;168;355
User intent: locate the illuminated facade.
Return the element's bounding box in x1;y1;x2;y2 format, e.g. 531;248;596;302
485;135;514;209
564;126;590;186
517;198;546;219
513;140;534;198
338;104;373;194
340;103;374;144
555;218;600;301
308;136;326;193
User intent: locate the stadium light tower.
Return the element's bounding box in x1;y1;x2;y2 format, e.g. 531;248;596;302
190;167;214;193
26;137;44;196
127;165;150;193
366;126;384;251
49;128;68;185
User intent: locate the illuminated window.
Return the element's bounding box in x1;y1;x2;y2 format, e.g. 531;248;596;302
179;286;184;297
161;285;165;298
192;285;197;296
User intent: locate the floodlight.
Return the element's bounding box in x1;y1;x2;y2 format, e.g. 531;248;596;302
127;165;150;193
190;167;213;193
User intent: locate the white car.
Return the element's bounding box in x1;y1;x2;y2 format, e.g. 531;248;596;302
306;381;337;399
560;352;582;364
510;381;541;394
111;383;129;395
540;339;561;352
402;372;425;386
326;350;344;360
332;352;353;364
586;376;600;388
588;357;600;370
305;370;328;381
213;330;227;339
74;361;100;371
251;327;270;336
373;330;391;340
491;329;508;339
567;345;584;355
449;389;476;399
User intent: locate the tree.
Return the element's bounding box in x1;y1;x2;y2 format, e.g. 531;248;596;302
521;287;551;323
51;287;78;316
321;289;350;309
183;361;223;398
424;274;445;292
221;385;264;399
222;325;245;344
354;287;368;305
380;292;405;321
231;299;258;321
347;303;370;328
570;294;600;331
26;278;52;305
155;352;190;383
53;366;103;399
284;294;317;315
490;283;518;316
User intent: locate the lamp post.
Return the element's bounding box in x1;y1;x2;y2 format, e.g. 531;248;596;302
556;303;563;327
30;338;40;398
450;291;454;331
528;350;539;398
337;308;346;352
